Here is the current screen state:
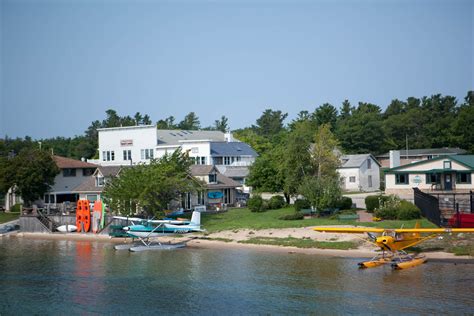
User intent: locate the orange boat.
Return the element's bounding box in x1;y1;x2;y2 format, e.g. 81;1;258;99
92;201;103;233
76;200;91;233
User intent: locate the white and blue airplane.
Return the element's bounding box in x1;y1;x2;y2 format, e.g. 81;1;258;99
114;211;203;237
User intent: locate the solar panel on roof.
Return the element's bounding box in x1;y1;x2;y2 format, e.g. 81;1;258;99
170;133;176;136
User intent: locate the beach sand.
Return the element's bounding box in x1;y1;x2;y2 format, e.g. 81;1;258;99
7;228;472;261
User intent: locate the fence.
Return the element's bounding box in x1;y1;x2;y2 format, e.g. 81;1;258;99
413;188;474;227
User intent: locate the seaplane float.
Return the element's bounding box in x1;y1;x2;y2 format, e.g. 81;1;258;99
113;211;204;252
314;222;474;269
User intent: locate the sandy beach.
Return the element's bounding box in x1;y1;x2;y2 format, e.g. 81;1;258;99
6;227;472;261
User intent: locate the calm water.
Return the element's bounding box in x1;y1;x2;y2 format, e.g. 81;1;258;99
0;238;473;315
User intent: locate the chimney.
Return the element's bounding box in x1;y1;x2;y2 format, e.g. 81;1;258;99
224;131;233;142
389;150;400;168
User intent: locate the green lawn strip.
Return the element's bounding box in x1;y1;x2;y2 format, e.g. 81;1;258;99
448;245;474;256
0;212;20;224
238;236;358;250
201;207;437;233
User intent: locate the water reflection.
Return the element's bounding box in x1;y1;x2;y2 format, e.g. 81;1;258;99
0;238;473;314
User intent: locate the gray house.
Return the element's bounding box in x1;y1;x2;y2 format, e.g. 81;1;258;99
337;154;381;192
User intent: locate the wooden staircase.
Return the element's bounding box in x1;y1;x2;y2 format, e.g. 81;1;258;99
36;210;59;232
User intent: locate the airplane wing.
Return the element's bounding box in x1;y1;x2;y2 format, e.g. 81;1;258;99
113;216;145;222
148;219;190;225
393;228;474;233
314;227;474;233
313;227;385;233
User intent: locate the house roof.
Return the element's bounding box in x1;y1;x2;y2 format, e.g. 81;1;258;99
96;166;123;177
376;148;467;158
157;130;227;145
210;142;257;157
72;177;103;194
386;155;474;173
190;165;240;188
53;155;98;169
190;165;217;176
216;165;249;178
339;154;380;168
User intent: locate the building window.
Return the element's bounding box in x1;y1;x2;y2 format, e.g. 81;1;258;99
209;173;217;184
349;176;356;183
426;173;438;184
457;172;471;184
96;176;105;187
141;149;154;160
201;157;206;165
224;157;230;165
395;173;409;184
86;194;98;202
103;151;115;161
443;161;451;169
367;159;371;169
83;168;95;176
123;150;131;161
224;188;231;204
63;168;76;177
368;175;372;187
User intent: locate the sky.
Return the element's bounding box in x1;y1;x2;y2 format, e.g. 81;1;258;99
0;0;473;139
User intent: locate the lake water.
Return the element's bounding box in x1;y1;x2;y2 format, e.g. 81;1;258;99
0;238;473;315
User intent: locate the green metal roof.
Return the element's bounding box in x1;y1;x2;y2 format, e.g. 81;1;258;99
451;155;474;169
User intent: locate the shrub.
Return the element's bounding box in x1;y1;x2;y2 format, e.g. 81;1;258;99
294;199;311;212
10;203;22;213
374;195;400;220
397;200;421;220
279;212;304;220
336;196;353;210
365;195;379;212
365;195;390;213
268;195;286;210
248;195;264;212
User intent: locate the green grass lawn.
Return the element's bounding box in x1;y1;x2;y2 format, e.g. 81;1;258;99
238;236;358;250
201;207;436;233
0;212;20;224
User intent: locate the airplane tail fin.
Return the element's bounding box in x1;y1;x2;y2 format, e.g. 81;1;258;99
190;211;201;227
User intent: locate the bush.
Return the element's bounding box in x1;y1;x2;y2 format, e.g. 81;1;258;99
397;200;421;220
374;195;400;220
279;212;304;220
365;195;390;213
10;203;22;213
248;195;264;212
268;195;286;210
294;199;311;212
365;195;379;212
336;196;353;210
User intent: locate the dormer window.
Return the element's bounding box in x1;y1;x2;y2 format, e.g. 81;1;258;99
209;173;217;184
443;161;451;169
96;176;105;187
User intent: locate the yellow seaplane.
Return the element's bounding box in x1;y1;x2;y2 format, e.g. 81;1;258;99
314;223;474;270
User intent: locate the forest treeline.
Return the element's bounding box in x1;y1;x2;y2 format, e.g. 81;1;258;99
1;91;473;159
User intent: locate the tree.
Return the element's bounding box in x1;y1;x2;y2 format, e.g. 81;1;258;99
336;102;385;154
157;116;176;129
214;115;229;132
311;124;340;178
233;128;272;155
279;120;313;202
312;103;338;131
246;152;283;193
178;112;200;130
453;91;474;153
254;109;288;138
103;150;198;218
1;149;59;205
299;176;341;213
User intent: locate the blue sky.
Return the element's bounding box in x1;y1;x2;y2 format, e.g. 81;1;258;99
1;0;472;139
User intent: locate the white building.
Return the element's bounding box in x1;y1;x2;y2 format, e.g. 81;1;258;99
337;154;381;192
91;125;257;167
385;155;474;196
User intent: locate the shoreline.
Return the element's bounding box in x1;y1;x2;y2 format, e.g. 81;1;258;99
7;231;473;261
